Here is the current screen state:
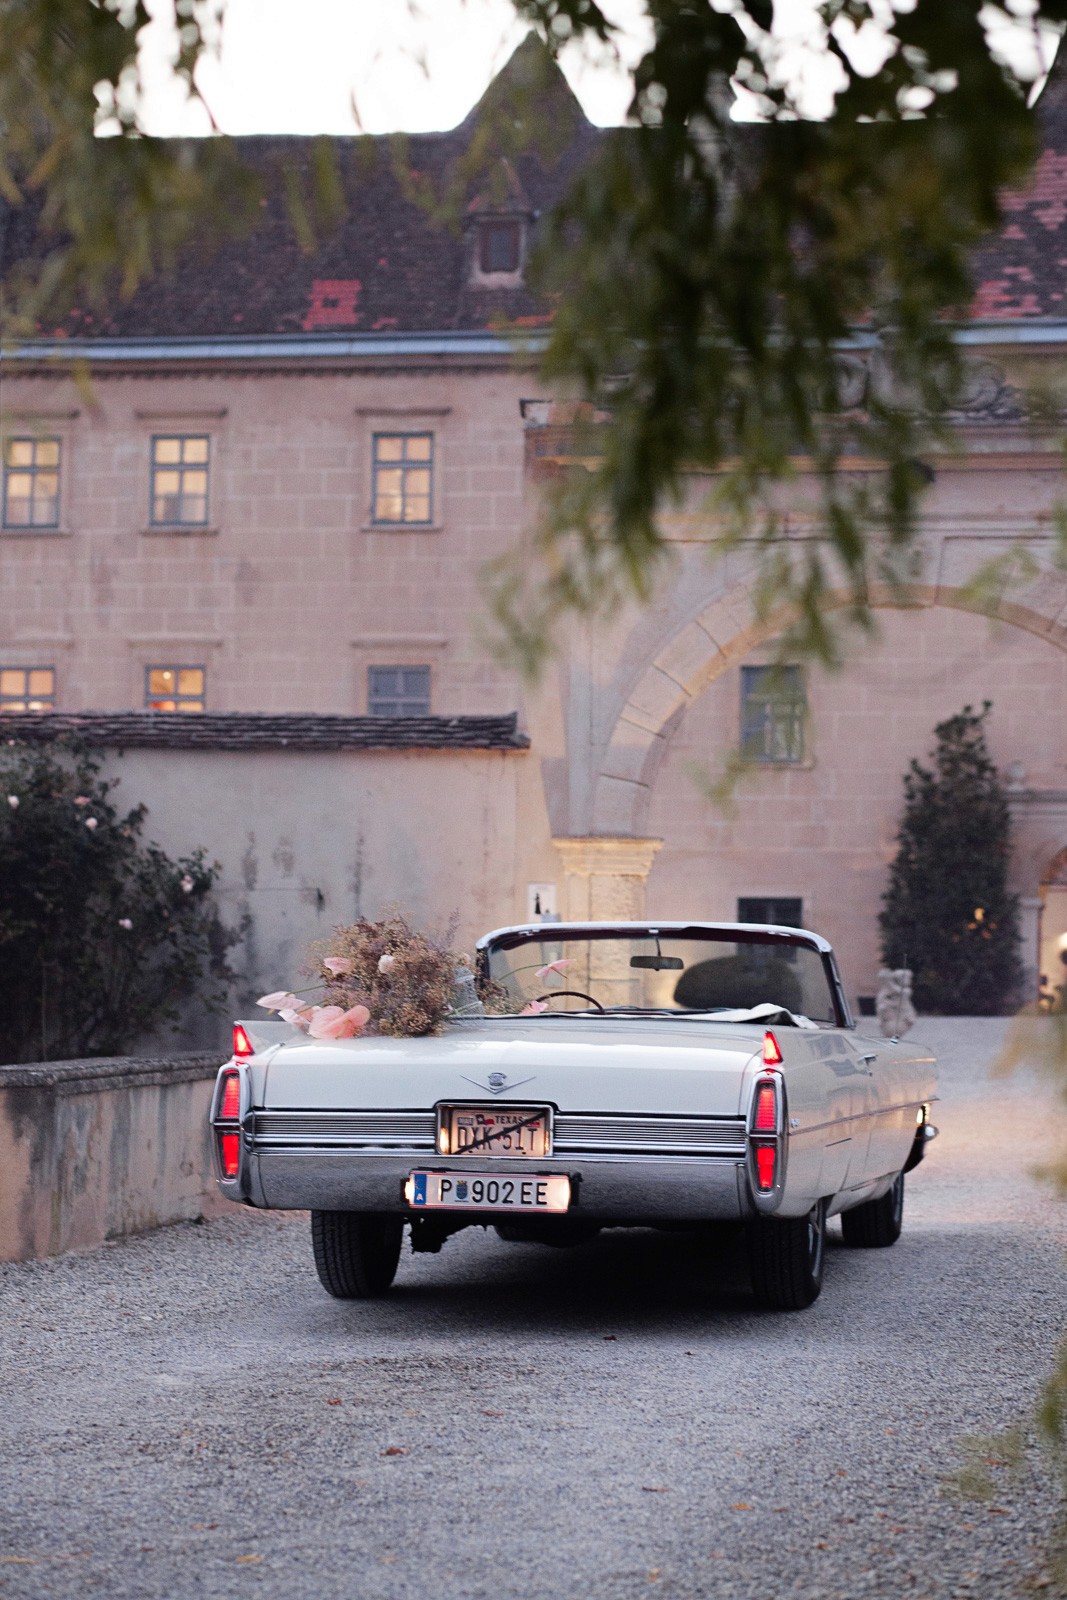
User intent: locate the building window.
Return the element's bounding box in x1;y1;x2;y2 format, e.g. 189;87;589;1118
145;665;206;712
150;435;210;526
740;665;806;764
0;666;55;710
737;897;804;929
2;438;61;528
371;434;433;525
479;219;522;274
367;665;431;716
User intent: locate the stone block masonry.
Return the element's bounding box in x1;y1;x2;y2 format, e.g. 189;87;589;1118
0;1052;228;1262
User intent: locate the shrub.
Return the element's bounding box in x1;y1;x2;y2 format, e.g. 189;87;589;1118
879;704;1022;1016
0;739;235;1062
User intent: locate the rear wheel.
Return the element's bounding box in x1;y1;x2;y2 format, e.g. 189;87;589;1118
311;1211;404;1299
840;1172;904;1249
746;1199;826;1311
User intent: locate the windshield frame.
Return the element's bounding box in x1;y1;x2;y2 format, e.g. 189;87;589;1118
475;921;853;1029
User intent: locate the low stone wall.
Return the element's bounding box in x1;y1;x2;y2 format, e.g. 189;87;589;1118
0;1052;229;1263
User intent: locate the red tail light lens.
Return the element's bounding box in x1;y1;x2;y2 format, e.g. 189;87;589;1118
220;1131;240;1179
218;1069;241;1121
755;1144;777;1191
754;1079;777;1133
233;1024;253;1060
762;1031;783;1066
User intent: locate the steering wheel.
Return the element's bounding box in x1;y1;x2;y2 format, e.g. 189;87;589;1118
533;989;605;1013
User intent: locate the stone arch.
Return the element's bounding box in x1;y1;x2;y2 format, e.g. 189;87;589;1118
591;572;1067;838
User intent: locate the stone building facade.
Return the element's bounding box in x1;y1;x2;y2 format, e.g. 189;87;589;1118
4;39;1067;1026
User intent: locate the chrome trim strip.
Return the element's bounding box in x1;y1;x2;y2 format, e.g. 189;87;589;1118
252;1107;747;1158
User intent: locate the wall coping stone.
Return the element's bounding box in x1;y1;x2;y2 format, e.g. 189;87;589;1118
0;1051;226;1096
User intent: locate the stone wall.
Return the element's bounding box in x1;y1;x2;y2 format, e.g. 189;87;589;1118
0;1052;227;1263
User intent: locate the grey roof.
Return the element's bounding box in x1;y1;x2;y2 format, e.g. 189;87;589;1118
0;711;530;752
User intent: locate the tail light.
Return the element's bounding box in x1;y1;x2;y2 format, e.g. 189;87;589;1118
754;1144;777;1191
233;1023;254;1060
748;1064;785;1202
762;1030;783;1066
213;1064;244;1186
220;1131;240;1179
218;1068;241;1121
753;1078;778;1133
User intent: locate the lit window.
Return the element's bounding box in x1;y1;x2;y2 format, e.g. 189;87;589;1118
3;438;61;528
737;898;804;929
367;665;431;717
740;666;806;764
150;435;210;526
0;666;55;710
145;665;206;712
371;434;433;525
479;219;522;275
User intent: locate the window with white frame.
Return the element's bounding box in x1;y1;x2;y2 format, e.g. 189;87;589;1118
145;665;206;712
371;433;433;525
367;665;431;716
150;435;210;526
740;665;806;765
3;438;61;528
0;666;55;710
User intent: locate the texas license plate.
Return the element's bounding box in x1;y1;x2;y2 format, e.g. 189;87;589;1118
405;1171;571;1213
438;1104;551;1158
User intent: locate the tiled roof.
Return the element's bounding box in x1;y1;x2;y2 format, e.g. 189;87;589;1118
0;711;530;752
6;34;1067;340
1;37;601;343
964;51;1067;320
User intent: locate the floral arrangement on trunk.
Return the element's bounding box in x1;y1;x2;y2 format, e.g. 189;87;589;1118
257;912;478;1040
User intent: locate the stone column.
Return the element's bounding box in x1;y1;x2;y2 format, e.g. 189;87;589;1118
552;836;663;922
552;836;664;1006
1019;895;1044;1002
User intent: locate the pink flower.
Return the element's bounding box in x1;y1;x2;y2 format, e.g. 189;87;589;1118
322;956;354;977
6;795;18;810
535;958;572;980
377;953;396;975
180;874;194;894
257;991;300;1013
84;817;98;831
279;1007;313;1031
73;796;91;807
307;1003;371;1039
117;918;133;930
520;999;549;1015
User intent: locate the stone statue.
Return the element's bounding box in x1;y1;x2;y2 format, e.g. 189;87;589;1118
876;968;916;1037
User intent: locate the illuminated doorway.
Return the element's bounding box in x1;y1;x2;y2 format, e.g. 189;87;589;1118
1039;848;1067;1007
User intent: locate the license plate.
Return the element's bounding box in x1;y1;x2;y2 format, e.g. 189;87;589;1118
438;1104;551;1158
405;1171;571;1213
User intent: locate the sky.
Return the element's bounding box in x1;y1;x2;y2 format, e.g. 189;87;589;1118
135;0;1059;139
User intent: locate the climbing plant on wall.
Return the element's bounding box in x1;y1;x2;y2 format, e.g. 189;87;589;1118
0;738;235;1063
879;703;1022;1015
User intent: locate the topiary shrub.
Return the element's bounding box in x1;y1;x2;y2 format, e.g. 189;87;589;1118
879;704;1022;1016
0;738;235;1062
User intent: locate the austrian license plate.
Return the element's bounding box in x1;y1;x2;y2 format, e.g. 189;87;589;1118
438;1104;551;1158
405;1171;571;1213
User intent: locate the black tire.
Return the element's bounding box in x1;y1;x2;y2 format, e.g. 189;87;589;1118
311;1211;404;1299
840;1172;904;1249
746;1199;826;1311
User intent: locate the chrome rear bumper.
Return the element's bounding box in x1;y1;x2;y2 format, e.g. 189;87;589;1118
242;1147;752;1222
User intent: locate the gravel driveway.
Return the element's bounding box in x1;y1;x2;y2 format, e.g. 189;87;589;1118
2;1018;1065;1599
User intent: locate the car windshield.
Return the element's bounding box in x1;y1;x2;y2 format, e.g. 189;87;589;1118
482;927;839;1024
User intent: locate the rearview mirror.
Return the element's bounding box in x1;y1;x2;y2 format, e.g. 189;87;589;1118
630;955;684;970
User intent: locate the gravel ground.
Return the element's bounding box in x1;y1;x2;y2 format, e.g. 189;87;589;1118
2;1017;1066;1600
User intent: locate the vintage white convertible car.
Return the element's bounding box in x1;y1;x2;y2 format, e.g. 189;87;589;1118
210;921;938;1311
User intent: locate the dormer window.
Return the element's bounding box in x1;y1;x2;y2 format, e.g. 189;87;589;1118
479;219;522;275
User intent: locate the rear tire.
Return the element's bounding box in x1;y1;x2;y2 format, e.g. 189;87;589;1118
311;1211;404;1299
840;1172;904;1249
746;1199;826;1311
